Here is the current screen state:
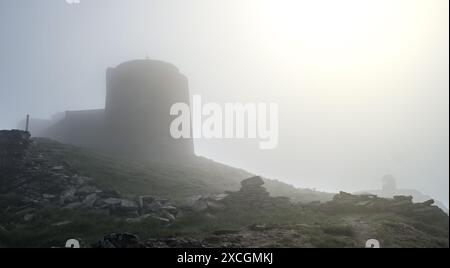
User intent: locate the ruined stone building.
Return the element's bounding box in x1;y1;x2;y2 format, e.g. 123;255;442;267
21;60;194;162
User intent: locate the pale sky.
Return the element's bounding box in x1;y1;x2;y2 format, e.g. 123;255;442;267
0;0;448;205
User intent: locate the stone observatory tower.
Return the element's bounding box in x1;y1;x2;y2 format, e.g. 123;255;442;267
104;59;194;161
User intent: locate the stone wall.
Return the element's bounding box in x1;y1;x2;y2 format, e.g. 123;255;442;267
0;130;31;171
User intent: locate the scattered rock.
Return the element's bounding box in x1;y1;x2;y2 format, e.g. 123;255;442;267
0;130;185;223
23;213;34;222
394;195;413;202
161;205;177;214
126;214;171;224
52;220;72;227
102;197;122;206
185;196;208;211
393;195;414;206
126;214;152;223
136;195;178;220
323;192;448;222
145;238;205;248
150;215;171;224
43;194;56;199
0;130;31;171
183;177;292;213
60;188;77;203
15;208;35;217
184;195;225;212
93;233;145;248
120;199;138;209
99;198;140;217
64;202;83;210
138;195;155;208
82;193;98;207
160;210;176;222
220;176;291;210
421;199;435;206
76;185;98;195
52;166;64;171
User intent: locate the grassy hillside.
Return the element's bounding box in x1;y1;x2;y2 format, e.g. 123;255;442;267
32;138;333;203
0;136;447;248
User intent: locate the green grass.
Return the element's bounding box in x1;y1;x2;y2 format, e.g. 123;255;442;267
0;138;446;248
1;204;448;248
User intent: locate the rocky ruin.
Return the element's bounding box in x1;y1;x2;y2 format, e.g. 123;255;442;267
221;176;292;210
0;130;31;171
183;176;293;214
0;130;178;225
356;175;448;213
321;191;448;221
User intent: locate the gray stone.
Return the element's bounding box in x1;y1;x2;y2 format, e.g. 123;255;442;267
138;195;155;207
43;194;56;199
241;176;265;187
149;215;171;224
393;195;413;203
82;193;98;207
52;166;64;171
94;233;145;248
206;200;225;211
15;208;35;216
52;220;72;227
23;213;34;222
64;202;83;210
421;199;435;206
161;205;177;213
61;188;77;203
125;214;154;223
0;130;31;170
213;193;229;201
188;198;208;212
76;185;98;195
144;201;163;212
103;198;122;206
120;199;138;209
160;210;176;222
103;198;139;217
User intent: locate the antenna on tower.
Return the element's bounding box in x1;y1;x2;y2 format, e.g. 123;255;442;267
25;114;30;132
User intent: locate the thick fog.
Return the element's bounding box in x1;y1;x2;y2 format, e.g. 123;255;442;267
0;0;448;205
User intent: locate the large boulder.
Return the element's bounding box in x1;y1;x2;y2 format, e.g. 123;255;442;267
136;195;178;221
241;176;265;188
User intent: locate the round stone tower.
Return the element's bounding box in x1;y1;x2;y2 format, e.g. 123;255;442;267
105;59;194;161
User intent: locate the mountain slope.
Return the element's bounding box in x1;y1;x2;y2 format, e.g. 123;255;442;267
29;137;333;203
1;131;447;248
